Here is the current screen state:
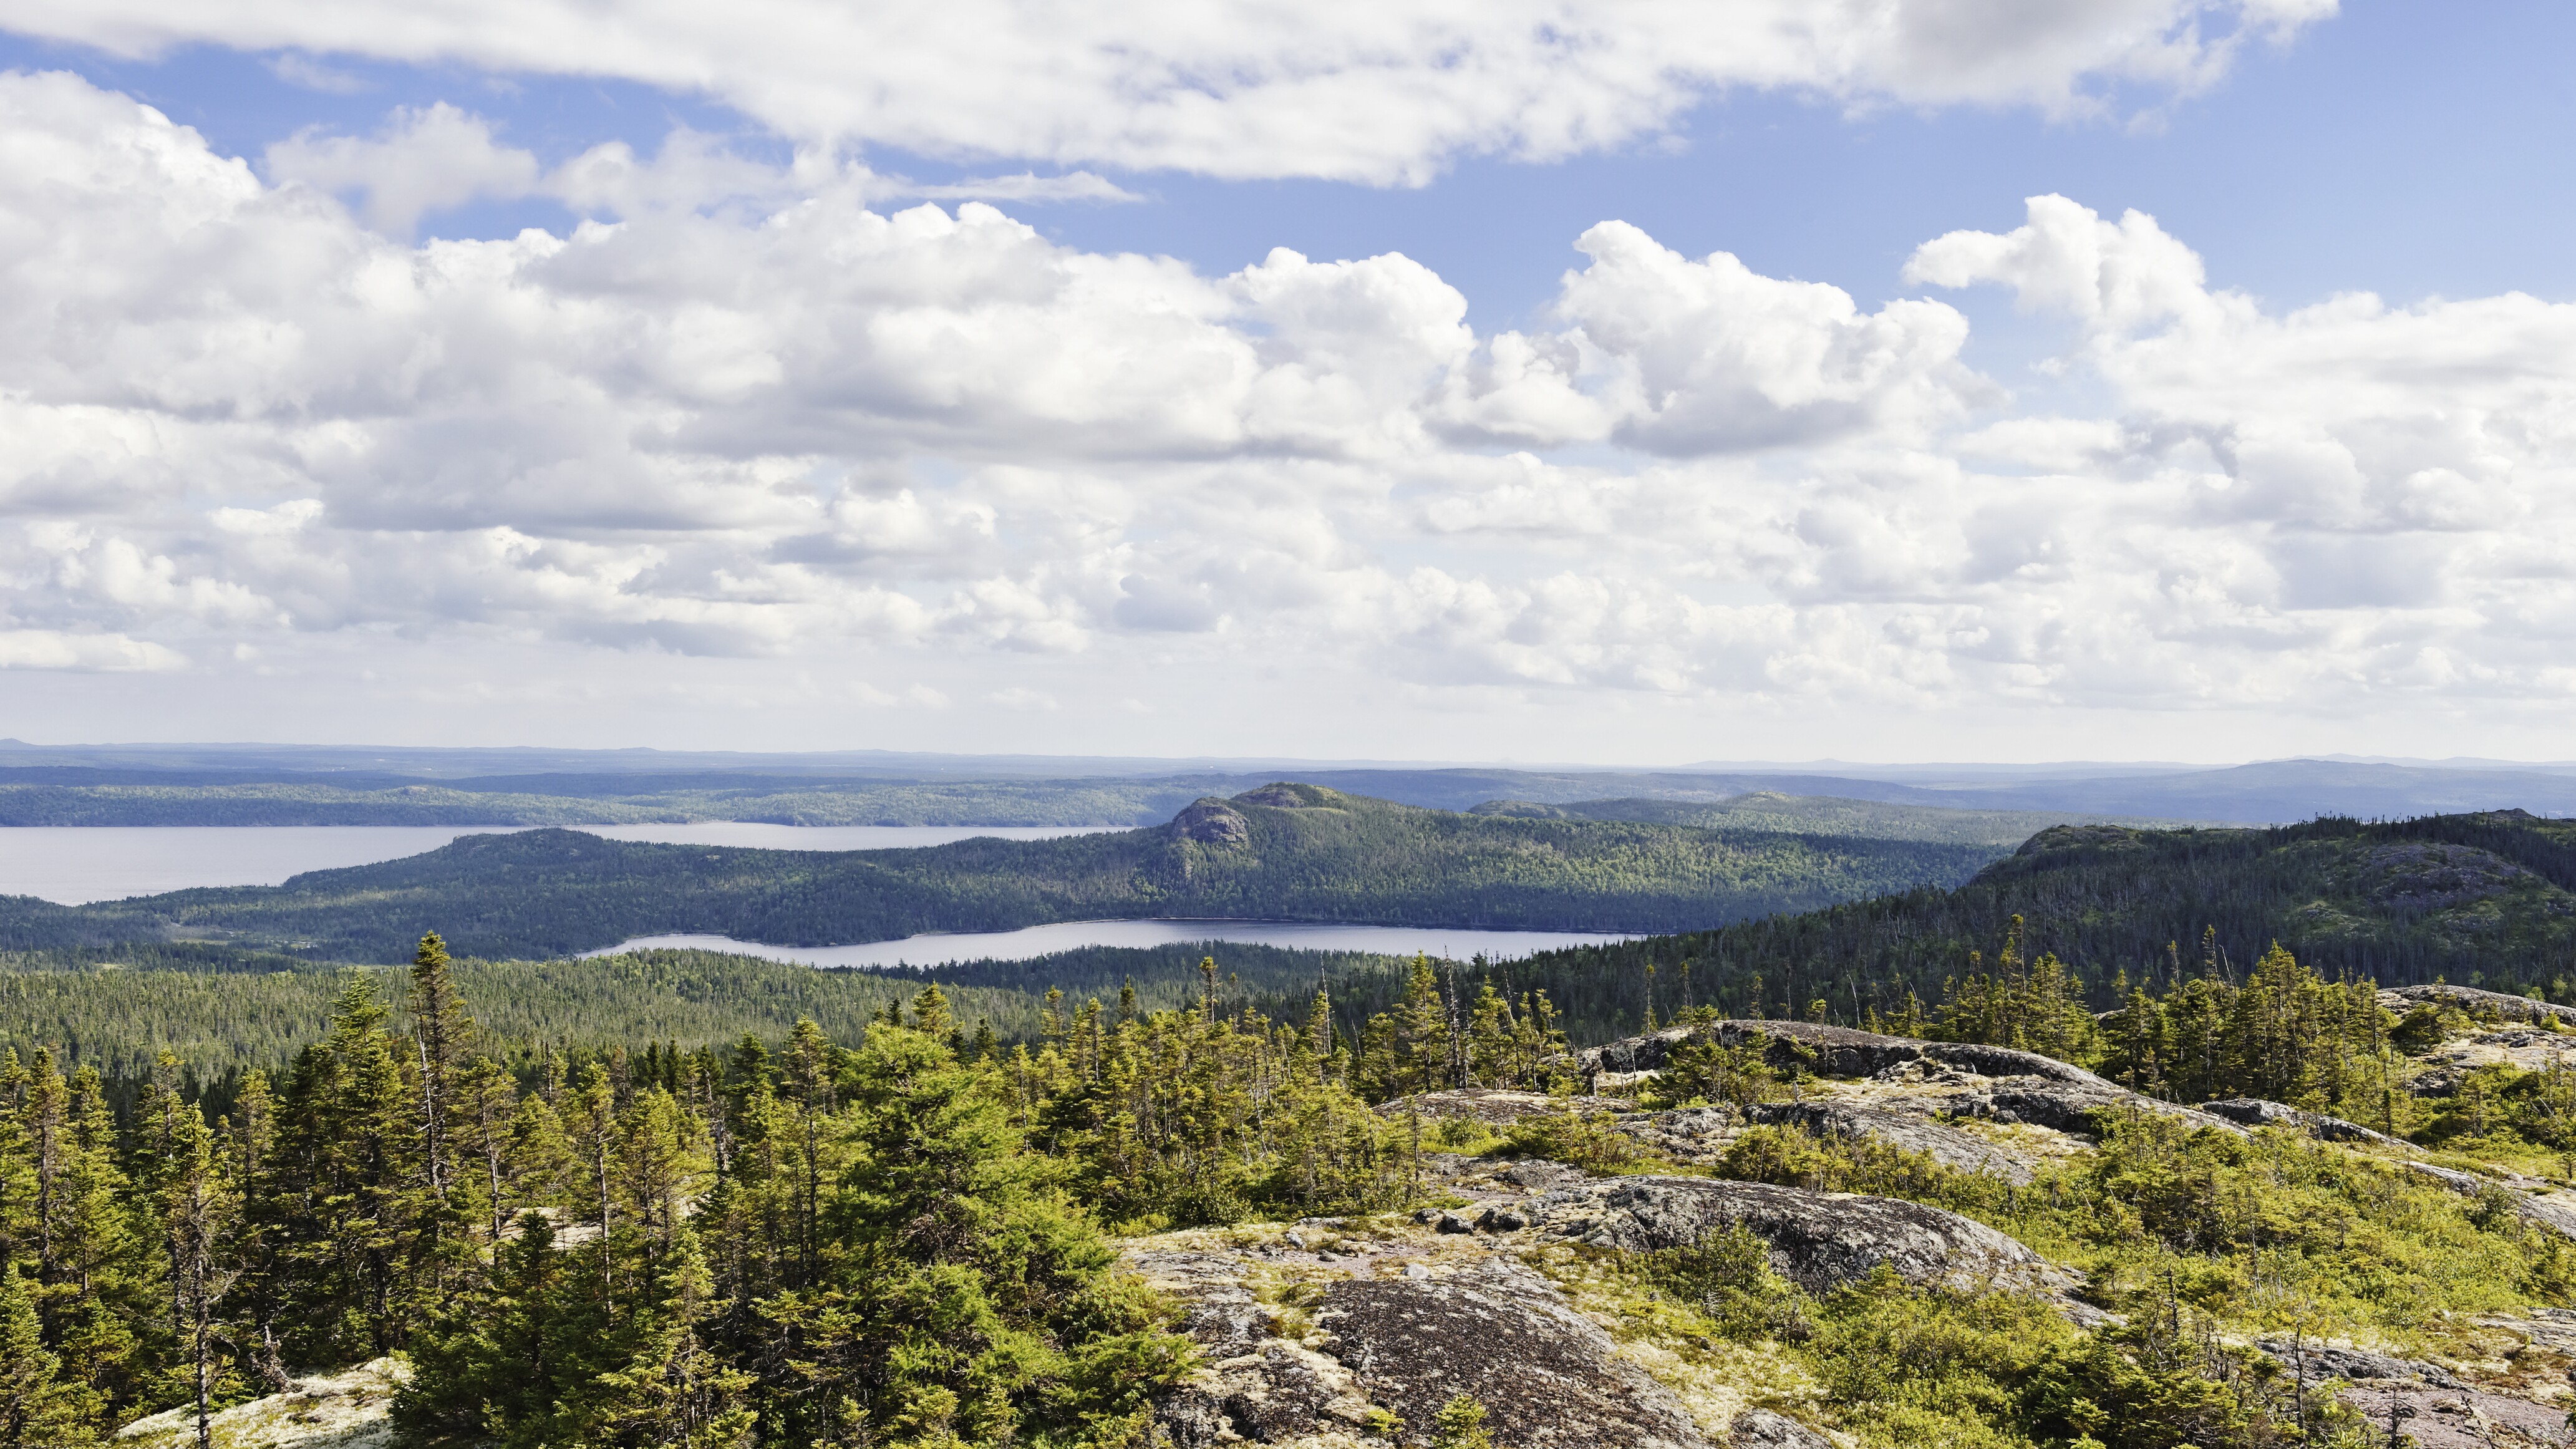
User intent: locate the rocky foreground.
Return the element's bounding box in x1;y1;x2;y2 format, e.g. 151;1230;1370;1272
1132;1015;2576;1448
131;1010;2576;1449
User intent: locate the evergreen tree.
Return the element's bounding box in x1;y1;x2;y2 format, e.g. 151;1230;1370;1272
0;1264;94;1447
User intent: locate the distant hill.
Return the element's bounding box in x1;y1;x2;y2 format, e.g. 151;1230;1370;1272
1383;809;2576;1045
0;783;2006;963
1468;793;2150;846
1899;758;2576;823
3;752;2573;826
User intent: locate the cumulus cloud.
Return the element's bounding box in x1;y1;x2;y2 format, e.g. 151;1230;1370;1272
13;0;2335;183
266;102;541;234
6;72;2576;740
0;628;183;671
1453;221;1981;453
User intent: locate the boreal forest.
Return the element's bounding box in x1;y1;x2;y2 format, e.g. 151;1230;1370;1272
2;797;2576;1445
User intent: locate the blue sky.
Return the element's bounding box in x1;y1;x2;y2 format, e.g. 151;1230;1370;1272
2;1;2574;763
11;2;2569;324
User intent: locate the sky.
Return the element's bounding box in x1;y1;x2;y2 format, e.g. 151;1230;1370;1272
1;0;2573;764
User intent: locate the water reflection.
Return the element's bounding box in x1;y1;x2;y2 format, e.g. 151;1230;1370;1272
599;919;1641;969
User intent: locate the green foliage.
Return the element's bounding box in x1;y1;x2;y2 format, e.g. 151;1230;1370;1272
1717;1124;2002;1215
0;934;1216;1447
1371;810;2576;1045
2097;941;2392;1115
1495;1109;1654;1176
1426;1393;1494;1449
1928;916;2101;1065
1618;1244;2323;1449
1014;981;1406;1227
1650;1030;1776;1110
0;950;1067;1078
1920;1105;2564;1347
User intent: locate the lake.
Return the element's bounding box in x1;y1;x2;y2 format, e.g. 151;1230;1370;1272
601;921;1640;969
0;823;1114;904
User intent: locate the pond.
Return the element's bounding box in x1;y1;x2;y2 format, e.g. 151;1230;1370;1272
600;920;1641;969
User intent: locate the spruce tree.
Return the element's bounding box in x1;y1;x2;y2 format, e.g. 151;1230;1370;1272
0;1264;95;1447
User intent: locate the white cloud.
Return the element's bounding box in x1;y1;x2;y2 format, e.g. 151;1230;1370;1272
9;73;2576;740
12;0;2335;183
0;628;183;671
1487;221;1981;453
266;102;540;235
264;52;365;94
909;172;1141;205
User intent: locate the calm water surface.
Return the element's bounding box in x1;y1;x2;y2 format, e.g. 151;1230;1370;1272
603;921;1640;969
0;824;1111;904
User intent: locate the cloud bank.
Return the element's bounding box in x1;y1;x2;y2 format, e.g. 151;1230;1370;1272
12;0;2335;182
2;68;2570;749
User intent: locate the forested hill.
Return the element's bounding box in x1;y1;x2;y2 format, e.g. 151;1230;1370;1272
0;783;2003;963
1396;810;2576;1042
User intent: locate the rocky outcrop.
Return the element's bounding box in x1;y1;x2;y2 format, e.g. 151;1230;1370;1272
2333;1384;2569;1448
1130;1236;1712;1448
2257;1338;2462;1389
1727;1409;1834;1448
1581;1020;2243;1144
1171;798;1254;845
2381;983;2567;1026
2262;1319;2574;1449
115;1357;404;1447
2396;1160;2576;1241
1324;1256;1712;1448
1747;1100;2040;1184
1523;1175;2090;1311
1378;1088;1637;1125
1582;1019;2118;1090
1600;1099;2039;1185
2199;1098;2410;1150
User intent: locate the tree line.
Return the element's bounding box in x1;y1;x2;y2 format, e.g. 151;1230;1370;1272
0;935;1586;1446
1319;811;2576;1044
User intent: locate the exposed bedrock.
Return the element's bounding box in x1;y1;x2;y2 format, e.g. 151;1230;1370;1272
2199;1097;2411;1148
1526;1173;2095;1316
1745;1099;2040;1183
1579;1019;2110;1087
1579;1020;2244;1141
1131;1245;1712;1449
2380;982;2568;1026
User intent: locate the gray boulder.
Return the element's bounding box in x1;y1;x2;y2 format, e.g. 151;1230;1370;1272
1322;1256;1712;1448
1581;1019;2111;1088
1130;1245;1713;1448
1729;1408;1834;1448
2201;1098;2410;1149
1746;1100;2038;1185
1377;1088;1634;1125
1168;798;1252;845
2257;1337;2461;1388
2380;982;2567;1026
1534;1175;2091;1311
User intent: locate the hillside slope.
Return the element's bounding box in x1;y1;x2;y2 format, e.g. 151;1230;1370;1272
1329;810;2576;1044
0;783;2004;963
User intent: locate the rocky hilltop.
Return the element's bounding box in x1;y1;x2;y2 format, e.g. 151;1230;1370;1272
1129;1011;2576;1449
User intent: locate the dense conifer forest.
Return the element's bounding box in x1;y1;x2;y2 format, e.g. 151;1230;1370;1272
8;914;2576;1445
0;933;1574;1445
1345;810;2576;1044
0;785;2003;962
2;810;2576;1443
